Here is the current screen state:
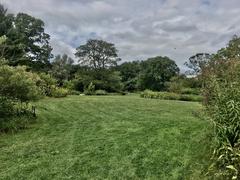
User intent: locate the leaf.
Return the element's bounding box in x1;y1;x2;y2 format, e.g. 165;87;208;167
226;165;238;172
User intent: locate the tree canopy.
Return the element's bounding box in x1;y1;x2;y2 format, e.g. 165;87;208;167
138;56;179;91
184;53;211;75
0;4;52;70
75;39;120;69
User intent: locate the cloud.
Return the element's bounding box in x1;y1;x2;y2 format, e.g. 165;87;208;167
1;0;240;71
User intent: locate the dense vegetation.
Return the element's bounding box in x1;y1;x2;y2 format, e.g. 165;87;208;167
201;36;240;179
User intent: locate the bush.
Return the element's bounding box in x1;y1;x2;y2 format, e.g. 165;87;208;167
68;90;81;95
51;88;68;98
95;90;107;95
38;73;57;96
0;96;15;117
119;91;127;95
0;65;42;102
180;88;200;95
179;94;203;102
202;54;240;178
140;90;202;102
0;114;35;133
84;82;95;95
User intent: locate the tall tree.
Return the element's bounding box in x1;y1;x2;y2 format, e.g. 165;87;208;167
139;56;179;91
75;39;120;69
117;61;141;91
51;54;74;85
214;35;240;60
184;53;211;75
13;13;52;64
0;4;52;70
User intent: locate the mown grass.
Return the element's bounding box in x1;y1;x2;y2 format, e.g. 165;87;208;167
0;95;212;179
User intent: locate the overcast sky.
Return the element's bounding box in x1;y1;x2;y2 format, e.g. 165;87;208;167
2;0;240;70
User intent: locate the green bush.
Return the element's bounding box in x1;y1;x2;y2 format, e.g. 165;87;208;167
0;114;35;133
179;94;203;102
68;90;81;95
0;65;42;132
0;96;15;117
51;88;68;98
38;73;57;96
95;90;107;95
180;88;200;95
140;90;202;102
0;65;42;102
84;82;95;95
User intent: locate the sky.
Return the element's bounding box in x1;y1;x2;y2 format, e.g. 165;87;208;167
2;0;240;71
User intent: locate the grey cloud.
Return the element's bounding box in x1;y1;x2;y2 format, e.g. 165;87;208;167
1;0;240;71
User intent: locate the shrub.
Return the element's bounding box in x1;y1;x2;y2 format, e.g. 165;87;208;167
140;90;202;102
179;94;203;102
180;88;200;95
38;73;57;96
51;88;68;98
202;54;240;178
84;82;95;95
68;90;81;95
0;96;15;117
119;91;127;95
0;114;35;133
95;90;107;95
0;65;42;102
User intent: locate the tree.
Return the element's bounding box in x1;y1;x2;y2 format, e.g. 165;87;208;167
117;61;141;91
0;4;14;37
214;35;240;60
75;39;121;69
12;13;52;64
184;53;211;75
51;54;74;86
138;56;179;91
0;4;52;70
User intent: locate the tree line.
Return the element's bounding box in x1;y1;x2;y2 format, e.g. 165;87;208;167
0;3;182;94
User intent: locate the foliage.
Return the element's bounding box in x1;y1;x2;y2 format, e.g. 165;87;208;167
75;39;121;69
75;68;123;92
68;90;81;95
0;65;42;102
0;4;52;70
138;56;179;91
51;87;68;98
51;54;74;86
180;88;200;95
140;90;203;102
38;73;57;96
117;61;141;91
84;82;95;95
203;35;240;179
165;76;185;94
0;65;39;131
166;75;201;96
95;89;108;95
0;96;15;117
185;53;212;75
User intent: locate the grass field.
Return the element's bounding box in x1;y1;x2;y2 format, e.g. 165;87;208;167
0;95;212;179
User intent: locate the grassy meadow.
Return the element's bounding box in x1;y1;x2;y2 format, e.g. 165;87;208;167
0;95;212;179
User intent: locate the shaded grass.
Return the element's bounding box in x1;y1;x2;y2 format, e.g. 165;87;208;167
0;95;212;179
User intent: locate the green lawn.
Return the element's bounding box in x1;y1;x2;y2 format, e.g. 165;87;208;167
0;95;212;179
